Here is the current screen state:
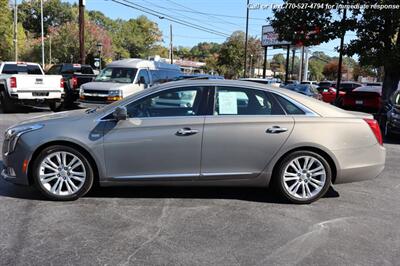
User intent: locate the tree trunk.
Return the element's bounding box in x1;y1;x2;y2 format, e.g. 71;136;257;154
382;68;400;106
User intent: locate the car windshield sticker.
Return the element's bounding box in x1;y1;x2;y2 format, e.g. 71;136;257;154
218;91;238;114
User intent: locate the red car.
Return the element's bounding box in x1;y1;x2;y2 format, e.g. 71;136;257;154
342;86;382;113
317;87;345;104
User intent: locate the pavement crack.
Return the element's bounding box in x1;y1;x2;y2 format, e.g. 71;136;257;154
122;198;171;265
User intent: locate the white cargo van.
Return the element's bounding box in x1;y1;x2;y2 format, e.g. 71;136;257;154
79;58;181;103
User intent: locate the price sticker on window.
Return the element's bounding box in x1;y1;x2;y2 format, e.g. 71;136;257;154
218;91;238;114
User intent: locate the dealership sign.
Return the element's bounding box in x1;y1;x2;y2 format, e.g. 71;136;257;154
261;25;291;47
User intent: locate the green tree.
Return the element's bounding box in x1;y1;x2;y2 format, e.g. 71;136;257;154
346;0;400;104
0;0;13;60
118;16;162;58
24;21;113;64
18;0;75;36
218;31;245;78
190;42;221;61
308;51;331;81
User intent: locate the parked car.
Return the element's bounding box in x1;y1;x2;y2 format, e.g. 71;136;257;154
79;58;182;104
0;62;64;112
342;86;382;113
316;87;345;104
284;84;323;100
240;78;280;87
175;74;224;80
47;63;96;107
385;89;400;136
300;81;319;86
2;80;385;204
333;82;362;92
318;81;334;88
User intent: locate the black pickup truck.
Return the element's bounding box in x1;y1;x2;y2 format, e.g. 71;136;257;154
47;63;96;107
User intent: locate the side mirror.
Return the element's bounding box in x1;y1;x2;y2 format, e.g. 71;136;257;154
138;76;146;85
113;106;128;121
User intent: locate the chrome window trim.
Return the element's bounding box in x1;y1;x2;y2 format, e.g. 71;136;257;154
95;84;319;122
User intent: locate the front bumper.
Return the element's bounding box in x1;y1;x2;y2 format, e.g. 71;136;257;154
2;136;33;186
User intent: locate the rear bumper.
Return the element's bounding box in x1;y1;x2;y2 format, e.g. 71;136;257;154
334;143;386;184
10;91;62;100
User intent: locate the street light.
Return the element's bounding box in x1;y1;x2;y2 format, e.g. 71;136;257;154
96;42;103;71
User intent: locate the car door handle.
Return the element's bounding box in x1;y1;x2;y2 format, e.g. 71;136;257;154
176;127;199;136
266;126;288;134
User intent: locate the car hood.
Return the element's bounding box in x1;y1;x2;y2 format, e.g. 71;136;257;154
14;109;89;127
81;81;132;91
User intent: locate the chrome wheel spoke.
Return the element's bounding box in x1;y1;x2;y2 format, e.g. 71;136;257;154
283;155;326;200
39;151;86;196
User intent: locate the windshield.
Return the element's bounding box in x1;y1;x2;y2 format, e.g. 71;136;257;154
95;67;138;83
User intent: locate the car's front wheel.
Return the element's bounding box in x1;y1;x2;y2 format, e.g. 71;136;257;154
275;151;332;204
33;145;94;200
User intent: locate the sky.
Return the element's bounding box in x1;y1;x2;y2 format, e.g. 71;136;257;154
64;0;357;60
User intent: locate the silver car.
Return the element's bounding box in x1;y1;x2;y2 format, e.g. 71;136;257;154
1;80;386;203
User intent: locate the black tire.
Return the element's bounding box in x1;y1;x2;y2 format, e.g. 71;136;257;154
274;151;332;204
48;100;62;112
0;90;16;113
33;145;94;201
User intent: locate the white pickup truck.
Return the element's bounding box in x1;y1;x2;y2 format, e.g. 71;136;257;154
0;62;64;112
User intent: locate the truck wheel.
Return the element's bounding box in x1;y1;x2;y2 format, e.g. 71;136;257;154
0;91;16;113
48;101;62;112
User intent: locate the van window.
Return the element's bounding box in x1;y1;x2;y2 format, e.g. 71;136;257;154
137;69;150;84
95;67;137;83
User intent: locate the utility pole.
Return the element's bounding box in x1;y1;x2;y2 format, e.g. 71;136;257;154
169;24;173;64
303;47;309;81
291;48;295;79
285;45;290;84
79;0;85;64
335;7;347;105
262;46;267;79
243;0;250;77
13;0;18;61
49;35;52;65
299;46;304;82
40;0;45;68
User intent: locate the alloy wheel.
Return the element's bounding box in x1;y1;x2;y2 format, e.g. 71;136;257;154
39;151;87;196
282;155;327;200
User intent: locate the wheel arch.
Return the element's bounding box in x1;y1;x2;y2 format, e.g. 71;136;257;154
270;146;338;185
27;140;100;186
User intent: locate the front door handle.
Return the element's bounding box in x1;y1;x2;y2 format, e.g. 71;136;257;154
176;127;199;136
266;126;288;134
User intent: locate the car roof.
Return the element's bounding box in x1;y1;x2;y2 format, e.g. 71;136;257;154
107;58;181;71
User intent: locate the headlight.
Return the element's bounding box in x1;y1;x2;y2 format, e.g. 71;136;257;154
4;124;44;154
109;90;122;97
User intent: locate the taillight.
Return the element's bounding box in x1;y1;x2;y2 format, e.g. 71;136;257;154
364;118;383;145
60;78;65;89
71;77;78;89
10;77;17;88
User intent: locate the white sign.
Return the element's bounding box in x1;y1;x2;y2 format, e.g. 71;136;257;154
262;25;291;47
218;92;238;115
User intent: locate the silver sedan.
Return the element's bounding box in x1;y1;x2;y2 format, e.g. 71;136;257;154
1;80;386;203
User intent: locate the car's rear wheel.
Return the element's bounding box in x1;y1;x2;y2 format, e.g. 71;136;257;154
33;145;94;200
48;100;62;112
275;151;332;204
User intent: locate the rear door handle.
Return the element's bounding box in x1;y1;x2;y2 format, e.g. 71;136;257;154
266;126;288;134
176;127;199;136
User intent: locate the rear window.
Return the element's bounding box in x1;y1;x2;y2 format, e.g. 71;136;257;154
61;64;94;75
1;64;43;75
274;94;305;115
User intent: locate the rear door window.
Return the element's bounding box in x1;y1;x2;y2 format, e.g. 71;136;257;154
273;94;306;115
214;87;285;115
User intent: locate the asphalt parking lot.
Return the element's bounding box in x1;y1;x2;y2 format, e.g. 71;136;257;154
1;106;400;266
